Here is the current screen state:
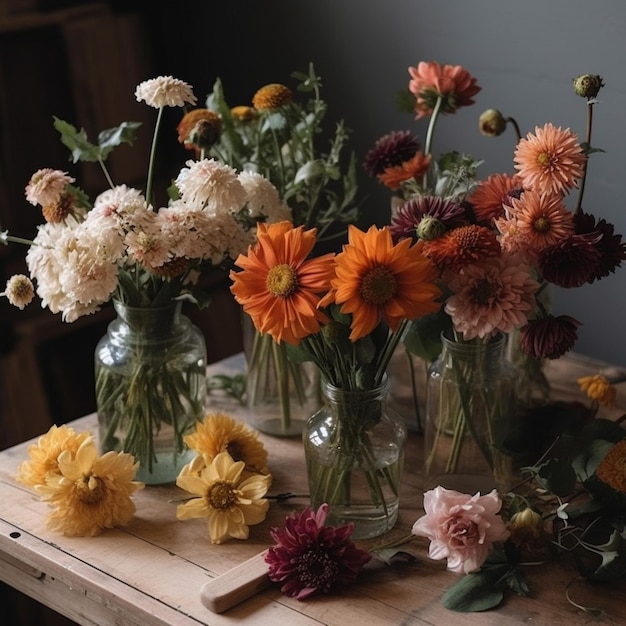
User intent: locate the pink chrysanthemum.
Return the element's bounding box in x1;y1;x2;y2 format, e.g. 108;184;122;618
507;189;575;252
468;173;524;224
25;168;75;207
444;254;539;339
538;233;602;288
520;314;581;359
514;123;586;195
408;61;481;118
265;503;371;600
363;130;421;177
390;195;468;242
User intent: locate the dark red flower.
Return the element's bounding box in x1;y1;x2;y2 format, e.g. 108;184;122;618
538;233;602;288
265;503;371;600
520;315;582;359
574;211;626;282
363;130;421;177
390;195;468;242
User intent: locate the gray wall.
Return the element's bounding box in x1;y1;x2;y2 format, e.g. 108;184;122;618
163;0;626;367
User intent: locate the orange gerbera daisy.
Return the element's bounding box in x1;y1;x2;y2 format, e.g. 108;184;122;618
508;190;574;252
319;225;442;341
230;221;335;345
514;123;586;195
468;173;524;224
378;152;432;190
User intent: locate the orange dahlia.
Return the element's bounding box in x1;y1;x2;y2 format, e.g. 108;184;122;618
230;221;335;344
377;152;432;190
595;439;626;494
252;83;293;111
319;225;441;341
408;61;481;118
468;173;524;224
514;123;586;195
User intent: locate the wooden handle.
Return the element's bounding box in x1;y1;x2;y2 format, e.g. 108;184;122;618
200;550;272;614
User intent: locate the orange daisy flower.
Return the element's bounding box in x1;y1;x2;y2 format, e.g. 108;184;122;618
514;123;586;195
468;173;524;224
230;221;335;345
319;225;442;341
408;61;481;118
508;190;574;252
378;152;432;190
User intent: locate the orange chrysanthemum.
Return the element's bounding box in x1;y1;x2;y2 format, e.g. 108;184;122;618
230;221;335;345
595;439;626;493
468;173;524;224
378;152;432;190
176;108;222;154
508;190;574;252
252;83;293;111
319;225;442;341
408;61;481;118
231;105;258;122
514;123;586;195
422;224;501;272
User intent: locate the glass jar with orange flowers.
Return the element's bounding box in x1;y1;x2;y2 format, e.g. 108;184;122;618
230;220;442;538
364;62;626;493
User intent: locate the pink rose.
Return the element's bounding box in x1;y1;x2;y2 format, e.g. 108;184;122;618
412;486;510;574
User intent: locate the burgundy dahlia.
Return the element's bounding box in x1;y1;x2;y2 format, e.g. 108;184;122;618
363;130;421;177
520;315;581;359
538;233;601;288
265;503;371;600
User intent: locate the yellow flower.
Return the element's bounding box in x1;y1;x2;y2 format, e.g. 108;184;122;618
595;439;626;494
35;438;144;537
15;424;91;487
577;374;616;408
176;451;271;544
252;83;293;111
183;412;269;475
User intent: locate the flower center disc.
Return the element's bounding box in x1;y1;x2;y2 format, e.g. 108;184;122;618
266;264;297;297
208;481;237;510
360;266;397;304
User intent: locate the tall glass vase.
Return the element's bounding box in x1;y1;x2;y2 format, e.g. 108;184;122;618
303;378;407;539
424;332;516;495
95;300;207;485
243;315;322;436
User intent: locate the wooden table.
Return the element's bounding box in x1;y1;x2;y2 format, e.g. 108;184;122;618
1;352;625;626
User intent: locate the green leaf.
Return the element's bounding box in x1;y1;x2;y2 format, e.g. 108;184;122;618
402;311;451;362
97;121;142;159
572;438;614;482
54;117;102;163
441;571;505;612
536;457;577;496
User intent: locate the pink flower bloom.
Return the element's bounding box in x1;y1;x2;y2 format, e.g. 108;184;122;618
408;61;481;118
412;486;510;574
265;503;371;600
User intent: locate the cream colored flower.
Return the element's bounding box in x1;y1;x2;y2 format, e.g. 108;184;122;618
25;168;74;207
134;75;197;109
2;274;34;309
15;424;91;487
176;451;271;544
35;438;144;537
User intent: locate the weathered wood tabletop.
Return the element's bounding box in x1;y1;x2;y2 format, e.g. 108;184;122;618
1;352;625;625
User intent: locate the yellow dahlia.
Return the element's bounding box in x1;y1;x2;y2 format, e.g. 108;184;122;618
35;438;143;537
183;412;269;475
176;451;271;544
230;221;335;344
577;374;616;408
319;225;442;341
16;424;91;488
252;83;293;111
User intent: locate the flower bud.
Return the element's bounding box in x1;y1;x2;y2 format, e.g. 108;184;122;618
572;74;604;98
416;215;446;241
507;508;551;562
479;109;507;137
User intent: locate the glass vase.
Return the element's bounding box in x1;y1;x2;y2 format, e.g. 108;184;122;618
424;332;516;495
303;378;407;539
243;315;322;436
95;300;207;485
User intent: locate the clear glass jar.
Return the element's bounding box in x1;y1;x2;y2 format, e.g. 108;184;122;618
424;332;516;495
95;300;207;485
243;315;322;437
303;377;407;539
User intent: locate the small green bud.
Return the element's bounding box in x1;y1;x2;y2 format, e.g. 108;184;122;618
572;74;604;98
416;215;446;241
478;108;507;137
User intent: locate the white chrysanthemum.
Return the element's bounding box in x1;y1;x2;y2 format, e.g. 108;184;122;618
237;171;292;222
135;76;197;109
210;214;255;262
125;224;171;269
25;168;74;206
157;204;214;261
2;274;34;309
175;159;247;214
91;185;151;231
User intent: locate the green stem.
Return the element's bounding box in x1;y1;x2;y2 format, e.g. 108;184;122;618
145;106;165;207
423;95;444;189
574;100;594;215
